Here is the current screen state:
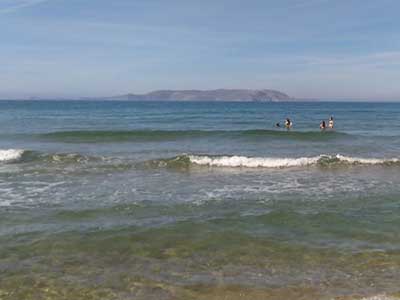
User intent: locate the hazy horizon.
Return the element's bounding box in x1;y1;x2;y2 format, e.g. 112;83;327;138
1;0;400;100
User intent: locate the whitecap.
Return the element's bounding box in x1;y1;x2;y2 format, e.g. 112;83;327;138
0;149;25;162
357;294;399;300
188;154;399;168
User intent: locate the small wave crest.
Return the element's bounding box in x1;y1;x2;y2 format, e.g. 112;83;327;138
189;154;399;168
2;149;398;170
41;153;102;164
36;129;350;143
189;155;321;168
242;129;349;140
356;295;400;300
330;154;400;165
147;154;400;169
0;149;102;165
0;149;25;162
38;130;214;143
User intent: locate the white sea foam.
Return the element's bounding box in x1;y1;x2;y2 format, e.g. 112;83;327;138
335;154;400;165
357;294;399;300
188;154;399;168
189;155;321;168
0;149;25;162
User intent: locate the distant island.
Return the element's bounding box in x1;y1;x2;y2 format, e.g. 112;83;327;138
103;89;291;102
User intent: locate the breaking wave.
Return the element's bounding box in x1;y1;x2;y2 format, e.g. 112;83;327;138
0;149;25;162
0;149;101;164
2;149;398;170
148;154;400;169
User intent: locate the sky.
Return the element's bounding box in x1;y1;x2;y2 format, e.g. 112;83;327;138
0;0;400;100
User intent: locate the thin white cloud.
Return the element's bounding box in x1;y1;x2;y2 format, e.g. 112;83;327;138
0;0;50;14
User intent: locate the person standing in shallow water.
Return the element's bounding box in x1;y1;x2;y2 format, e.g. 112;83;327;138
320;120;326;130
285;118;292;129
329;116;334;129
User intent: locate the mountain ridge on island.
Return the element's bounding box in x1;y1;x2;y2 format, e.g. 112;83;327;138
104;89;291;102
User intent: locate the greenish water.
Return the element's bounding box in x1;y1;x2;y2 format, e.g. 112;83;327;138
0;101;400;299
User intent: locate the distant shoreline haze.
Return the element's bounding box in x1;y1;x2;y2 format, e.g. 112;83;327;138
103;89;291;102
1;89;399;102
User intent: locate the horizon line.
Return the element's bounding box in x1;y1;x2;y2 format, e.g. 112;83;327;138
1;98;400;103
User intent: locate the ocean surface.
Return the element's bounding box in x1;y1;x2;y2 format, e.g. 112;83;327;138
1;100;400;300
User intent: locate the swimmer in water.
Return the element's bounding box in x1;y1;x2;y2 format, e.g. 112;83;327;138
328;116;334;129
320;120;326;130
285;118;292;129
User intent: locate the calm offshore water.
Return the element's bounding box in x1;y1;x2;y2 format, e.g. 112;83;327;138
1;100;400;300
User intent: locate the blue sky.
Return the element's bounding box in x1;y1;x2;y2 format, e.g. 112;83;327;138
1;0;400;99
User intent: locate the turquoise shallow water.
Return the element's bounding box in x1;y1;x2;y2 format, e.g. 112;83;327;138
0;100;400;299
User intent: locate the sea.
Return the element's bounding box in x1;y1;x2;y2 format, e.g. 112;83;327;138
0;100;399;300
